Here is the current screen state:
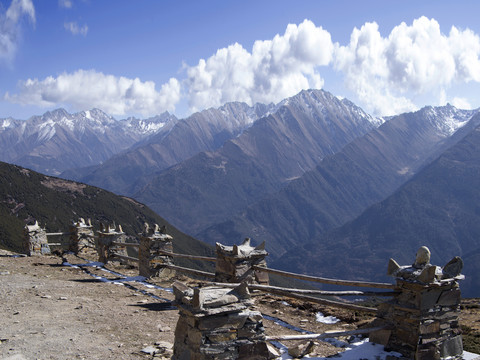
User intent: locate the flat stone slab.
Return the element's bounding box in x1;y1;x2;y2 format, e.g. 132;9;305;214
463;351;480;360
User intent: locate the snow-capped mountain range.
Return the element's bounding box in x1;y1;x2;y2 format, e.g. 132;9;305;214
1;90;473;180
2;89;480;298
0;108;177;175
1;108;173;138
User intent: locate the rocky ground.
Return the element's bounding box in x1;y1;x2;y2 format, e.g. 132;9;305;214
0;250;479;360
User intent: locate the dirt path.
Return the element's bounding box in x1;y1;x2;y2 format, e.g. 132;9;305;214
0;253;177;360
0;252;356;359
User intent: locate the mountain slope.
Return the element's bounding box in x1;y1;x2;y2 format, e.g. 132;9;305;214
134;89;378;235
0;161;212;261
200;105;478;258
0;109;176;176
274;122;480;297
67;102;274;195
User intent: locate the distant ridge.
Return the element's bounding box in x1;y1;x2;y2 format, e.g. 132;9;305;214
0;109;177;176
0;161;212;264
199;104;478;257
274;117;480;298
66;101;276;195
133;89;378;235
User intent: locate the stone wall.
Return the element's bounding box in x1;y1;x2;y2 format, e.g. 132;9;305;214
96;224;128;264
371;246;464;360
69;218;96;257
172;281;273;359
215;238;269;285
138;223;174;279
24;221;50;256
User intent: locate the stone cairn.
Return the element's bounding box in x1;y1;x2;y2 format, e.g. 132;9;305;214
215;238;269;285
68;218;96;257
371;246;464;360
24;221;50;256
96;223;128;264
138;223;174;279
172;281;273;360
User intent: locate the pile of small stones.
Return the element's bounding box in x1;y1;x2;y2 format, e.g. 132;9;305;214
172;281;275;359
372;246;464;360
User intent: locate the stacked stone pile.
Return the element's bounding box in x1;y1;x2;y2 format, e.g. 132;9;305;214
172;281;273;359
215;238;269;285
371;246;464;360
69;218;96;257
138;223;174;279
97;223;128;263
24;221;50;255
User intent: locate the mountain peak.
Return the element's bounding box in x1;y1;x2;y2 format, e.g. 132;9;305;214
42;108;69;120
420;104;477;137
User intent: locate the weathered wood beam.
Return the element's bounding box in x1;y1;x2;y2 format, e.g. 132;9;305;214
111;242;140;247
111;254;139;263
255;286;377;312
157;250;217;262
253;266;396;290
157;263;216;279
265;325;388;341
209;282;397;297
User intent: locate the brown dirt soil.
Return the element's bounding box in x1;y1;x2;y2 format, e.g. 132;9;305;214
1;250;479;359
40;178;86;194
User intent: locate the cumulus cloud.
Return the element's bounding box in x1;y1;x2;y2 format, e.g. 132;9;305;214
183;16;480;115
185;19;333;112
0;0;35;62
334;16;480;115
5;16;480;118
5;69;181;116
64;21;88;36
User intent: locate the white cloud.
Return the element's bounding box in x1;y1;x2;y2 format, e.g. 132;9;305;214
5;16;480;118
59;0;73;8
64;21;88;36
185;19;333;112
334;17;480;116
5;69;181;116
0;0;35;62
451;97;472;110
184;16;480;116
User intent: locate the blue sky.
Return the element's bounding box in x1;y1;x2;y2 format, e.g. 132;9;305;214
1;0;480;119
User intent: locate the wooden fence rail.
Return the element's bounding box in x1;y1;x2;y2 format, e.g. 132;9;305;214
103;248;391;314
262;287;377;313
253;265;396;290
156;263;216;279
210;282;397;297
157;250;217;262
112;254;139;263
111;242;140;248
265;325;388;341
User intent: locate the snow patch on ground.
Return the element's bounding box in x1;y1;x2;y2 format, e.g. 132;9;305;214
315;312;340;324
278;338;403;359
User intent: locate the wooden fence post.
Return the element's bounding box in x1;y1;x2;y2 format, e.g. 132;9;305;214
370;246;464;360
23;221;50;256
215;238;269;285
138;223;174;279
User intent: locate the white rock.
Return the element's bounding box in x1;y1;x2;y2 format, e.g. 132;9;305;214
141;346;157;355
